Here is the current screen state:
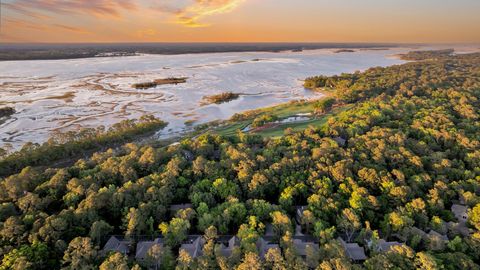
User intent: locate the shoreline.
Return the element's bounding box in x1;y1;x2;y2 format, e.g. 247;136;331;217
0;43;406;61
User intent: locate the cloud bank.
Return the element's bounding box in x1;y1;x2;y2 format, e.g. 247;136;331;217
172;0;245;27
3;0;245;27
3;0;137;18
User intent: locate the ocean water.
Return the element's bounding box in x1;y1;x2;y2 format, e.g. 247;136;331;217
0;47;408;149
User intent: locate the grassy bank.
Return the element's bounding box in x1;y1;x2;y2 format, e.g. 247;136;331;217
207;91;342;138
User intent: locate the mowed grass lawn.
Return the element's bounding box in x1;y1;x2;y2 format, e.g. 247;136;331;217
253;105;352;138
213;121;250;137
211;100;319;137
211;99;352;138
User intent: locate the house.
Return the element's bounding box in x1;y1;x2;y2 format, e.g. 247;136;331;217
295;206;308;224
264;223;275;237
135;238;164;262
428;230;448;241
295;224;304;236
257;237;280;259
393;227;426;242
447;221;471;237
102;236;131;256
218;236;240;257
451;204;468;223
376;239;402;252
333;137;347;147
182;150;194;162
427;230;449;251
409;226;428;239
338;238;367;262
293;238;318;258
179;236;205;258
169;204;193;213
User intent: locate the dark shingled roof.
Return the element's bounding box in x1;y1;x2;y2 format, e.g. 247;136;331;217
179;236;205;258
338;238;367;261
102;236;131;255
135;238;164;261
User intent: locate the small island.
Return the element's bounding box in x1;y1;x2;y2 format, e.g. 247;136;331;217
132;77;187;89
0;107;15;118
334;49;355;53
201;92;240;105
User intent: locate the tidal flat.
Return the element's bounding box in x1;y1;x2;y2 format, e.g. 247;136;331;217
0;48;408;149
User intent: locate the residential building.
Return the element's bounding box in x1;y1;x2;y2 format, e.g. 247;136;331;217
338;238;367;262
257;237;280;259
102;236;131;256
451;204;468;223
135;238;164;262
179;236;205;258
218;236;240;257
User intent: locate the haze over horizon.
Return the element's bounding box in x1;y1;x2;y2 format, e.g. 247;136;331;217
1;0;480;44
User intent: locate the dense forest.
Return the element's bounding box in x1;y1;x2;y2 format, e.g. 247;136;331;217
0;50;480;269
0;116;167;177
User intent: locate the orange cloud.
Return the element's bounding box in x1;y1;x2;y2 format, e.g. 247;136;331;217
152;0;246;27
176;0;245;27
4;18;46;31
3;0;137;18
1;2;51;19
3;18;91;37
52;24;92;34
136;28;159;38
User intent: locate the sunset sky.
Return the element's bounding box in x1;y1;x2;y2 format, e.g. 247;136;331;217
1;0;480;43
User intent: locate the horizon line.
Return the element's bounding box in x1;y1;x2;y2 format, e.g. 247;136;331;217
1;41;479;45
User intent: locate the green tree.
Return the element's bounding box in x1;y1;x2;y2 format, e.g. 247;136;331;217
198;226;218;270
62;237;98;270
89;220;113;246
148;246;163;270
271;211;293;238
318;258;353;270
265;247;287;270
1;242;54;270
236;252;262;270
99;252;129;270
314;98;336;114
176;249;193;270
159;218;190;247
469;203;480;230
237;217;261;253
415;252;438;270
338;208;361;242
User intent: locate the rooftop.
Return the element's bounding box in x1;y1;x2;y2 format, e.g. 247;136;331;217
135;238;163;260
377;239;402;252
428;230;449;241
451;204;468;222
338;238;367;261
102;236;131;255
169;203;193;212
179;236;205;258
293;239;318;257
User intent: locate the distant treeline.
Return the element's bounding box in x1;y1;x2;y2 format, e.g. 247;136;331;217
303;48;472;103
0;43;401;61
399;49;455;61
